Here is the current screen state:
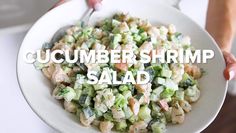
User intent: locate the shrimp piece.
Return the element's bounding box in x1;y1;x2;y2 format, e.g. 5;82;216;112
184;64;202;79
99;121;114;133
168;24;176;34
129;121;148;133
184;64;192;74
42;64;55;79
51;64;70;84
147;27;160;38
52;42;65;51
111;107;125;120
135;83;152;93
185;88;200;103
52;84;65;99
64;101;76;113
92;119;101;127
119;22;130;33
66;26;79;35
115;63;128;71
92;43;106;50
158;99;169;111
139;41;153;53
191;65;202;79
134;61;145;71
170;64;184;83
141;94;150;105
121;43;135;67
80;112;95;127
129;97;140;115
179;100;192;113
171;102;185;124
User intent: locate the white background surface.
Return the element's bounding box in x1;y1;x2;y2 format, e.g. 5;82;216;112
0;0;235;133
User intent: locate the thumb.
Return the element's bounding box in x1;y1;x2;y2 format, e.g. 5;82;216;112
88;0;102;9
224;63;236;80
222;51;236;65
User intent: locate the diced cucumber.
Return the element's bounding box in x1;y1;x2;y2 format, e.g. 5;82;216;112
114;94;127;108
64;35;75;43
150;86;164;102
150;86;164;101
185;85;198;97
123;105;133;119
175;90;184;100
151;122;166;133
134;93;144;102
164;78;178;91
73;89;82;100
140;32;148;41
82;85;95;97
72;31;81;39
112;88;119;95
33;61;45;70
133;33;142;42
82;27;93;36
151;102;161;117
112;19;121;27
150;93;158;102
130;26;139;34
138;105;151;121
128;115;138;124
112;107;125;119
57;87;76;102
103;111;114;121
122;32;133;44
76;108;82;119
94;109;103;117
179;73;196;89
93;84;108;91
115;120;127;131
74;74;86;90
145;66;155;82
82;106;94;119
122;90;132;99
153;86;165;94
110;34;122;49
78;94;91;107
154;77;166;85
160;88;175;99
164;107;172;123
119;85;129;92
161;69;172;78
62;66;72;74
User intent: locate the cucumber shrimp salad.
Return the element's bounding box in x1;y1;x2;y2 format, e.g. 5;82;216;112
35;13;203;133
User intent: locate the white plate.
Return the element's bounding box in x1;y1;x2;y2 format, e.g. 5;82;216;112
17;0;227;133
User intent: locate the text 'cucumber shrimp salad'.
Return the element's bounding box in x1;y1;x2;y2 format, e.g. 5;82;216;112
34;13;203;133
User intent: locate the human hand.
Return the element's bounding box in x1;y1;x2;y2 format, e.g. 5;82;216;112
223;51;236;80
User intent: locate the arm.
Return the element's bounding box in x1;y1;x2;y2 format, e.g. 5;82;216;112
206;0;236;80
206;0;236;52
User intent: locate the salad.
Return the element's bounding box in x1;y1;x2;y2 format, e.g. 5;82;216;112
35;13;202;133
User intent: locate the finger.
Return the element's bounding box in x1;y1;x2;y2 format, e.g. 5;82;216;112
224;63;236;80
49;0;69;11
88;0;102;10
222;51;236;65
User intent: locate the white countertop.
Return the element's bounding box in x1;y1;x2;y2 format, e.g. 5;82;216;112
0;32;57;133
0;0;235;132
